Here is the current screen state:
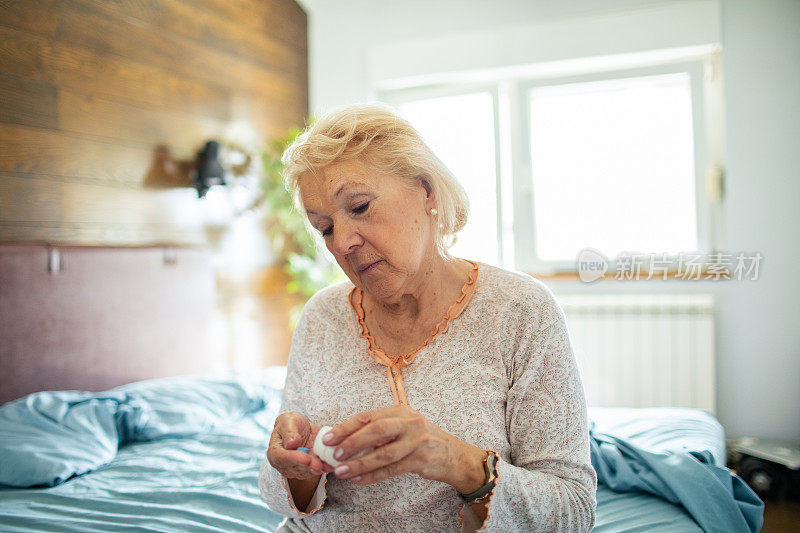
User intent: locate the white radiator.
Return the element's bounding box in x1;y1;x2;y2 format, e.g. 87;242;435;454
556;294;715;413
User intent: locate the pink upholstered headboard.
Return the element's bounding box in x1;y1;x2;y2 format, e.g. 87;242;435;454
0;245;223;405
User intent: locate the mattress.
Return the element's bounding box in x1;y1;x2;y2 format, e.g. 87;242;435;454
589;406;727;467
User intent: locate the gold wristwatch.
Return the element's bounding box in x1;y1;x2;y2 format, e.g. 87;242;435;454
458;450;498;504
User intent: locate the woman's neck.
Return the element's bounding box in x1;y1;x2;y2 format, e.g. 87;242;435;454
362;255;473;339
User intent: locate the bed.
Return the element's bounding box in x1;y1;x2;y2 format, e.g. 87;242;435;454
0;369;762;532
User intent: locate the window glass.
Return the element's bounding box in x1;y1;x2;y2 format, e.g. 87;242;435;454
528;72;698;261
397;93;499;265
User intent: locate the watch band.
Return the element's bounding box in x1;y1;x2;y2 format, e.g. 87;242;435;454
459;450;497;504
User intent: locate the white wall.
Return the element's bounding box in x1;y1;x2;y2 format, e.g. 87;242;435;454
298;0;800;442
714;0;800;442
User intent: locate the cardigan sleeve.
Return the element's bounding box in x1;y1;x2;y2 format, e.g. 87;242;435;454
469;285;597;532
258;299;329;518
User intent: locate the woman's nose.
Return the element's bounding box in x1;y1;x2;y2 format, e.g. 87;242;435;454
331;220;363;255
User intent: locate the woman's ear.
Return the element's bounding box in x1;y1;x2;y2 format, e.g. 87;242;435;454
416;176;437;213
420;177;434;202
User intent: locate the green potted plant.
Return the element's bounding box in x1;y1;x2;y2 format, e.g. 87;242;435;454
260;127;346;327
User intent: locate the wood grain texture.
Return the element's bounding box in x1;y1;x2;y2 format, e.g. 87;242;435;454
0;0;308;246
57;90;227;153
190;0;307;52
0;123;152;186
0;0;60;37
0;25;232;121
74;0;305;74
0;73;58;130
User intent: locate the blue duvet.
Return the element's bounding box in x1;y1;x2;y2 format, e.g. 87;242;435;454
590;422;764;532
0;376;275;488
0;376;285;532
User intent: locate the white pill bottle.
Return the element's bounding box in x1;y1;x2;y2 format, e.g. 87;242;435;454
313;426;374;467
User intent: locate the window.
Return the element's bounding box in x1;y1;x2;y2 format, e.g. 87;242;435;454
380;54;722;273
396;91;499;265
528;72;698;262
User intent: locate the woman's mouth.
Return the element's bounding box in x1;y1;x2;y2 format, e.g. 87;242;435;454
358;260;381;274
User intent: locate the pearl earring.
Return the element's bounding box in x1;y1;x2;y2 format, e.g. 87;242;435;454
429;208;438;216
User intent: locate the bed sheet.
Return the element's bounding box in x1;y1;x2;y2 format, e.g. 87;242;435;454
0;407;285;532
594;484;702;532
0;372;744;532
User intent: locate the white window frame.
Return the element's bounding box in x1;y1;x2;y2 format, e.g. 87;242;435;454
378;50;724;275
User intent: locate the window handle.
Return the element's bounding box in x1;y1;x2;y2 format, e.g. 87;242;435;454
705;165;724;203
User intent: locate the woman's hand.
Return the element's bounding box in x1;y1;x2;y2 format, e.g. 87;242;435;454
317;406;488;494
267;411;329;480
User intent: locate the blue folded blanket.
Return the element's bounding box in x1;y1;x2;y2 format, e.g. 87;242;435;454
590;423;764;533
0;391;150;487
0;376;278;488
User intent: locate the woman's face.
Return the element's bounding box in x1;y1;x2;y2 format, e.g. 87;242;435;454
299;157;438;301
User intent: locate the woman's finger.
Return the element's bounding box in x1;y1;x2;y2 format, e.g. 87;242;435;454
334;417;404;462
334;438;415;479
306;453;328;472
275;448;328;478
325;406;406;445
276;440;330;472
280;412;310;449
268;413;328;477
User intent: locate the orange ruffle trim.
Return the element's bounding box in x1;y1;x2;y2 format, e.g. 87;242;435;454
349;261;480;406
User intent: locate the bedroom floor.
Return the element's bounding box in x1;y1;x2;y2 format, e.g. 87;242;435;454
762;496;800;532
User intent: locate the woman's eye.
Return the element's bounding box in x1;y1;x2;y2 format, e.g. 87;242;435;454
352;202;370;214
321;227;332;237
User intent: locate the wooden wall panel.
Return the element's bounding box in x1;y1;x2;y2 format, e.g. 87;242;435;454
0;0;60;38
0;0;308;246
57;90;226;152
0;124;151;185
76;0;303;75
192;0;307;53
0;73;58;130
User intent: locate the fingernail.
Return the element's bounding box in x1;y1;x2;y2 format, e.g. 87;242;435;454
335;465;349;476
297;447;309;453
323;432;334;444
334;447;343;460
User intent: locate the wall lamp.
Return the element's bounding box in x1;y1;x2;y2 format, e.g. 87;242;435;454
193;141;226;199
147;139;254;199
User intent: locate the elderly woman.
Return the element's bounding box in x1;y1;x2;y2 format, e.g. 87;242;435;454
258;103;597;532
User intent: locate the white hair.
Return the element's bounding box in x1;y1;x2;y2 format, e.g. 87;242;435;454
281;102;470;257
